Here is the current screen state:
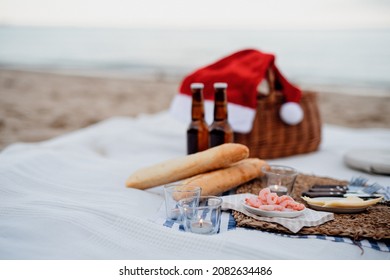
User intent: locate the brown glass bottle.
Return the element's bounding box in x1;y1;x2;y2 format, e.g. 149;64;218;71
209;83;233;147
187;83;209;154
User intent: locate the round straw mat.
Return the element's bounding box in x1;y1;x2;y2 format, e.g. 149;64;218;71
234;174;390;240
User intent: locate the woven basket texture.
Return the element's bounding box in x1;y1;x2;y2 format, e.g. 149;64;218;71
235;91;322;159
234;174;390;241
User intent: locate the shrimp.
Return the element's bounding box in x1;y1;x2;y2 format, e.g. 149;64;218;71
280;199;294;208
283;200;299;210
258;205;284;211
292;202;305;211
284;200;305;211
258;188;271;202
266;193;279;205
244;187;305;212
272;205;284;211
277;195;293;204
245;197;263;208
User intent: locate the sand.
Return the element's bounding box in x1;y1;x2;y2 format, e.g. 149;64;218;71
1;68;390;150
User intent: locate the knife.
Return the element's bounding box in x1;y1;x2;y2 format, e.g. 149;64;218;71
310;185;348;191
301;191;345;198
302;183;382;199
301;191;381;200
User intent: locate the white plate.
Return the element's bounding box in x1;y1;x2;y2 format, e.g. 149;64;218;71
305;197;369;214
242;200;305;218
344;148;390;175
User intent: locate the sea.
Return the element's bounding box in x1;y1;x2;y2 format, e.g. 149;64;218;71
1;26;390;92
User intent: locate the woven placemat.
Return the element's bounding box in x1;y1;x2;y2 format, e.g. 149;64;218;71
234;174;390;240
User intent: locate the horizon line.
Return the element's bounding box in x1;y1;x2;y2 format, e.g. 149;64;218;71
1;23;390;32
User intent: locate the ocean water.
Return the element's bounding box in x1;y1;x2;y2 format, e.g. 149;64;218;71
0;26;390;90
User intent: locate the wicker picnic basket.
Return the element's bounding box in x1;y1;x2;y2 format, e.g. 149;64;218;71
234;69;322;159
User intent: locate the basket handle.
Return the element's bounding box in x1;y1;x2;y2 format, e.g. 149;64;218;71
264;66;302;104
266;67;277;103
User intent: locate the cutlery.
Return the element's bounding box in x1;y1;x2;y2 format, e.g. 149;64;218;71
302;178;383;199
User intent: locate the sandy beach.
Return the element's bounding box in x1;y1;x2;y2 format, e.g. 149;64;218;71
1;68;390;150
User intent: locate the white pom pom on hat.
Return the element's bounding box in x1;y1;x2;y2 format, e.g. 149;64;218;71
279;102;304;125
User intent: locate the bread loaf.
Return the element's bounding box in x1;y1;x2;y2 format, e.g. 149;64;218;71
182;158;268;196
126;143;249;189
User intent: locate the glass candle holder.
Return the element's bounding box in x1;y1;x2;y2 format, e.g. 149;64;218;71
178;196;222;235
164;184;201;220
261;165;298;196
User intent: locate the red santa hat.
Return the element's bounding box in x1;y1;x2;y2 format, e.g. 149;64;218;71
170;49;303;133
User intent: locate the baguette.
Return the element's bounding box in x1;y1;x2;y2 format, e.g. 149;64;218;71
126;143;249;189
182;158;268;196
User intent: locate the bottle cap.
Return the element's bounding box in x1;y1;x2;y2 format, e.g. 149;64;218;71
214;82;228;89
190;83;204;89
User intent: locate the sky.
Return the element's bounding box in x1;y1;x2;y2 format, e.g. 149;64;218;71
1;0;390;29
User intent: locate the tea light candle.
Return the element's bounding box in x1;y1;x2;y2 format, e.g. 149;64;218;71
191;219;213;234
269;185;288;196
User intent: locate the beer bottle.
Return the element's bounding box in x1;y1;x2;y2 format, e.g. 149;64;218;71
187;83;209;154
209;82;233;147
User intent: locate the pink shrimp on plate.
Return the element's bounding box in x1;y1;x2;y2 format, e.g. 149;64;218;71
284;200;305;211
245;196;263;208
266;193;279;205
292;202;305;211
283;200;297;209
279;198;294;208
258;188;271;202
245;187;305;212
257;205;274;211
258;205;284;211
277;195;293;204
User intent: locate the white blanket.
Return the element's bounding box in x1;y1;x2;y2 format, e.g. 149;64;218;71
0;111;389;259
